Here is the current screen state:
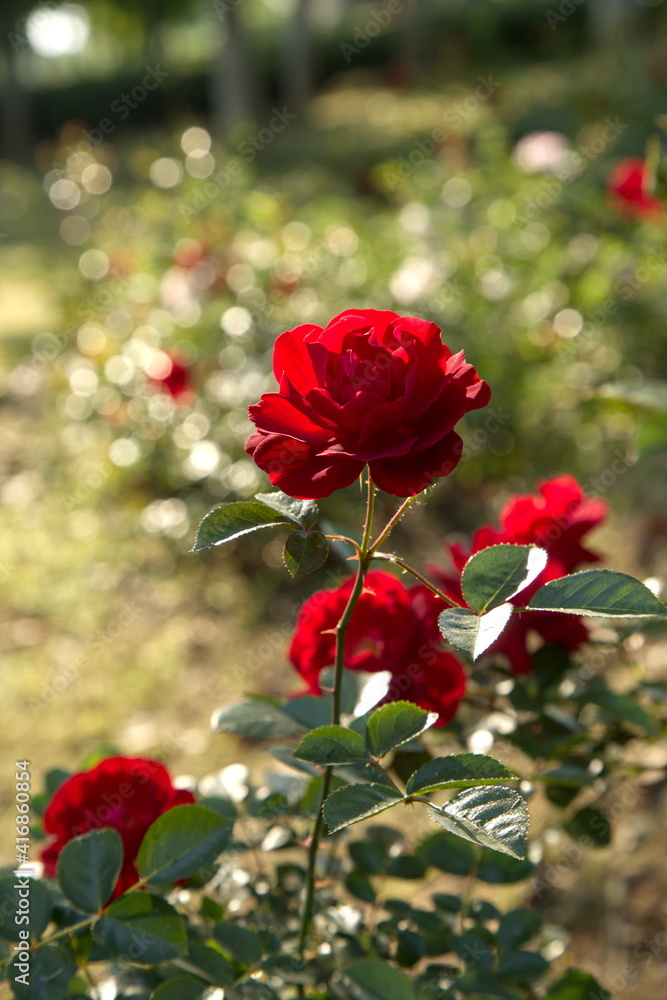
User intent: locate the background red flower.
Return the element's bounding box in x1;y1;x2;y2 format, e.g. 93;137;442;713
246;308;490;499
607;157;662;217
430;476;607;674
289;570;466;725
40;756;195;900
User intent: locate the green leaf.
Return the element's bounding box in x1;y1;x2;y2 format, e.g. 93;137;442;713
477;851;534;884
9;942;74;1000
462;544;548;613
338;959;414;1000
261;955;316;984
418;831;477;876
92;892;186;964
346;870;377;903
544;970;611;1000
137;805;233;885
527;570;667;618
193;501;292;551
564;806;611;847
438;605;513;661
279;694;332;730
212;701;301;739
427;786;529;859
366;702;438;759
406;754;519;795
255;492;319;529
320;667;392;718
586;681;658;732
283;530;329;576
0;876;52;941
293;726;371;766
213;921;262;965
498;949;549;982
187;941;235;986
323;783;404;833
596;379;667;412
496;909;542;952
151;979;206;1000
231;984;281;1000
56;829;123;912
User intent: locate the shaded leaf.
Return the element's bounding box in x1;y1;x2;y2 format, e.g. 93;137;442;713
9;942;74;1000
323;784;404;833
214;921;262;965
137;805;233;885
212;701;301;739
338;959;414;1000
92;893;186;964
462;544;548;613
279;694;332;731
407;754;518;795
293;726;371;766
366;702;438;759
151;979;206;1000
438;604;513;661
320;667;393;719
283;530;329;576
527;570;667;618
564;806;611;847
57;829;123;913
255;492;319;529
427;786;529;859
261;955;317;984
187;941;235;987
544;970;611;1000
0;876;52;941
596;379;667;412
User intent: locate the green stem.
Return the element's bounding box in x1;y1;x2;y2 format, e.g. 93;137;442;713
369;495;417;553
297;478;376;956
373;552;464;608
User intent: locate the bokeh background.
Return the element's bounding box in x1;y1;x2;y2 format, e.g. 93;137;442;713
1;1;667;996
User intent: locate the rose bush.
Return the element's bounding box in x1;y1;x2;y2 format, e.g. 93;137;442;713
289;569;467;724
431;476;607;674
246;308;490;498
40;756;195;900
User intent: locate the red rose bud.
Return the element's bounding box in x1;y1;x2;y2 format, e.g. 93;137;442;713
40;756;195;900
289;570;466;725
431;476;607;675
608;157;662;217
246;309;490;499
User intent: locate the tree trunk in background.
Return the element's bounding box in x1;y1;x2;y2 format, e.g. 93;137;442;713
0;38;33;163
209;3;256;136
587;0;641;46
280;0;313;118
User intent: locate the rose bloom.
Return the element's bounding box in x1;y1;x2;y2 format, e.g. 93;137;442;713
289;570;466;725
607;157;662;217
431;476;607;675
246;309;490;499
40;756;195;900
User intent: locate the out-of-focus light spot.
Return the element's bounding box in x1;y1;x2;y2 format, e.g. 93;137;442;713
442;176;472;208
141;498;189;538
338;258;368;287
180;126;211;155
27;4;90;58
390;257;437;304
467;729;494;753
77;324;106;355
225;263;256;293
185;151;215;178
184;441;220;478
398;202;430;235
487;198;517;228
69;367;98;396
60;214;90;245
519;222;551;254
149;158;183;188
218;345;247;371
144;350;173;380
567;233;598;264
49;179;80;210
105;355;134;385
520;290;552;325
554;308;583;338
281;221;311;250
289;288;319;318
325;226;358;257
221;306;253;338
81;163;112;195
221;460;261;494
79;249;109;280
512;131;570;174
109;438;141;466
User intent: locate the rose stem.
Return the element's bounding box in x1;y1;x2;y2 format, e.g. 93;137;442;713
297;476;376;958
372;551;465;608
369;494;418;553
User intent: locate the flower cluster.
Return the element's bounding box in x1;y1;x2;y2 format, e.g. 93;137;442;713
289;570;466;725
246;309;490;499
40;756;195;900
431;475;607;674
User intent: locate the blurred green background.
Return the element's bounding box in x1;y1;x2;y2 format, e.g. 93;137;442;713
1;1;667;995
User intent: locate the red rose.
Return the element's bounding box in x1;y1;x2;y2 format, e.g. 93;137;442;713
430;476;606;675
289;570;466;725
246;309;490;499
40;756;195;900
147;351;192;400
607;157;662;217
